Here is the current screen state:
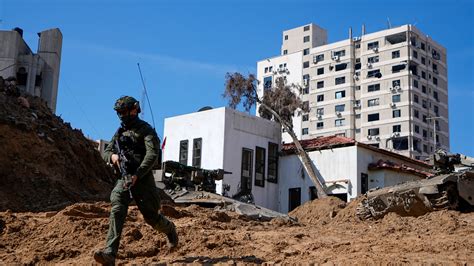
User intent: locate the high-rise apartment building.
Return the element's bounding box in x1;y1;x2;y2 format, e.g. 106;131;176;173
257;23;449;159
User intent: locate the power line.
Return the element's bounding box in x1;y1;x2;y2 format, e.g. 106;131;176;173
62;80;104;140
137;62;156;130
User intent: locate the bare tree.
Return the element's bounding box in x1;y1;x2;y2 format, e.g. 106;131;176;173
223;72;327;198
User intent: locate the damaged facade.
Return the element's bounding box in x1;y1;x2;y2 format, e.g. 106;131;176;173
0;27;62;112
162;108;432;214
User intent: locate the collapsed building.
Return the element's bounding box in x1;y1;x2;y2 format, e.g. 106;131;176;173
0;27;62;112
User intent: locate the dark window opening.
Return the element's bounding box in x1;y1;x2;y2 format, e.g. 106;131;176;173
309;186;318;200
392;64;406;73
179;140;188;165
368;113;380;122
361;173;369;194
393;137;409;150
192;138;202;167
255;146;265;187
241;148;253;193
16;67;28;86
288;188;301;212
386;33;406;44
367;69;382;78
335;63;347;71
267;142;278;183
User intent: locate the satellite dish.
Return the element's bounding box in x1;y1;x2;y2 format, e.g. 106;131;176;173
198;106;213;112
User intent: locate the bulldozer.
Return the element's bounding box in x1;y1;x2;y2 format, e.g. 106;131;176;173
356;150;474;220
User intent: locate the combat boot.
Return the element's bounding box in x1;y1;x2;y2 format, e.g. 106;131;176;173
166;223;179;249
93;250;115;265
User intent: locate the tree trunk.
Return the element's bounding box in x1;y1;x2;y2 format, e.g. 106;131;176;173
258;102;328;198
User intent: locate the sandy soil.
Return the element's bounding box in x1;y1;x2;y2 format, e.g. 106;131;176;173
1;197;473;264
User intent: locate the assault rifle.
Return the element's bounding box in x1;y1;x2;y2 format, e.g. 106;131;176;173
115;139;133;199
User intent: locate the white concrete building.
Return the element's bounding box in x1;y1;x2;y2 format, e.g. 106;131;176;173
0;27;62;112
257;23;449;160
162;107;433;214
279;135;432;213
162;107;282;210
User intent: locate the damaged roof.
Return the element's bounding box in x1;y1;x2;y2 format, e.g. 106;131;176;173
281;135;356;153
368;159;434;178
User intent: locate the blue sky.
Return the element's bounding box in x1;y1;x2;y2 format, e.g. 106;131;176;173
2;0;473;156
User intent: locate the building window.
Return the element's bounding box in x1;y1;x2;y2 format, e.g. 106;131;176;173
414;94;419;103
179;140;188;165
317;67;324;75
335;119;345;127
433;91;439;101
367;41;379;50
367;69;382;78
255;146;265;187
415;125;420;133
302;114;309;121
303;61;309;68
316;81;324;89
433;63;438;72
335;104;345;112
284;35;288;40
421;42;426;50
434;105;439;116
368;56;379;64
288;188;301;212
303;36;310;43
267;142;278;183
413;50;418;59
392;50;400;59
393;109;401;118
335;76;346;85
433;77;438;85
413;79;419;88
414;109;419;118
314;54;324;63
302;128;309;135
333;50;346;57
393;80;401;88
317;94;324;102
283;50;288;55
423;115;428;123
392;94;401;103
421;71;426;79
263;76;272;90
335;90;346;99
367;98;379;107
368;113;380;122
316;122;324;130
241;148;253;192
422;85;427;94
304;25;310;31
368;84;380;92
421;57;426;65
392;64;406;73
303;48;310;55
335;63;348;71
422;100;428;109
316;108;324;116
393;137;409;150
192;138;202;167
392;125;402;133
368;128;379;136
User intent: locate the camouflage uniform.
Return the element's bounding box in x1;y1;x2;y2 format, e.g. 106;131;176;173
100;97;176;258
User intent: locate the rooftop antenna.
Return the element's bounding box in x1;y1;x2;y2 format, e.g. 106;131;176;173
387;17;392;29
137;62;156;130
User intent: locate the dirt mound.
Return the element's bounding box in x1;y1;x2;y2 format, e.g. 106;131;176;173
289;196;347;225
0;84;114;212
0;201;473;264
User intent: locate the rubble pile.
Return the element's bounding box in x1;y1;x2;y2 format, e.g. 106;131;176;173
0;78;114;212
0;199;473;264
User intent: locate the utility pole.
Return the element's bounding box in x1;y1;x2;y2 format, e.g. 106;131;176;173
426;116;440;151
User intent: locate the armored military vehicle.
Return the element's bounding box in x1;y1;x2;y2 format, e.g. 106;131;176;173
356;151;474;220
154;161;291;221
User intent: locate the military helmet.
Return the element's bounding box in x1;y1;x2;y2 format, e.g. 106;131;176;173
114;96;141;113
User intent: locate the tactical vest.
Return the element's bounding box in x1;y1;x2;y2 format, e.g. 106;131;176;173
115;122;152;173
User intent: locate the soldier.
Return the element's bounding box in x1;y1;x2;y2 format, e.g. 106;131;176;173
94;96;178;265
